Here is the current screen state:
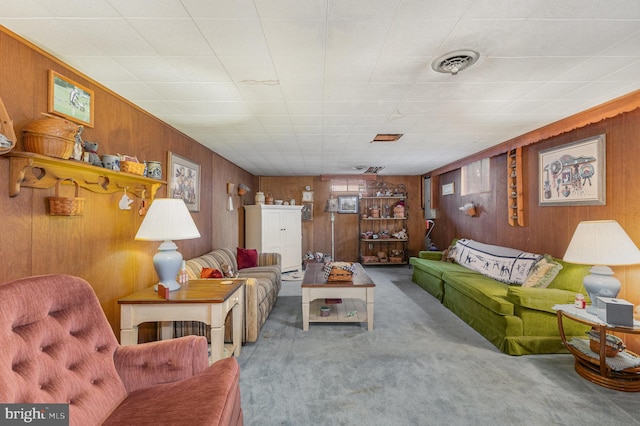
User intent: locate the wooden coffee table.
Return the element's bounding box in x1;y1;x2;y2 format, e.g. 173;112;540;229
301;263;375;331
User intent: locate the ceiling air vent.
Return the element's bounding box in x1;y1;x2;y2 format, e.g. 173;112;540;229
431;50;480;75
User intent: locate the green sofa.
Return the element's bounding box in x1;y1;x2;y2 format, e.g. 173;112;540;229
410;242;592;355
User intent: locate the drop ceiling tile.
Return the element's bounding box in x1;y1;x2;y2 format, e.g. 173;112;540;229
146;82;243;101
326;20;391;58
112;56;185;82
363;83;412;102
270;56;325;83
395;0;475;19
261;20;326;57
33;0;119;17
324;55;378;82
370;57;429;83
68;19;157;56
108;0;190;18
280;83;324;101
0;19;102;56
103;82;164;101
127;19;213;56
236;82;284;102
255;0;326;20
197;19;271;57
216;59;276;86
183;0;259;18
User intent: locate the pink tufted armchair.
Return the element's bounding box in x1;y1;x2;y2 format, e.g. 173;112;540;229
0;274;243;425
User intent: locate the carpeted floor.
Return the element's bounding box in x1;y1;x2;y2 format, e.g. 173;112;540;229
237;266;640;426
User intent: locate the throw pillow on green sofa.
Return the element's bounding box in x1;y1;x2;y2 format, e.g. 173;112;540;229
521;255;563;288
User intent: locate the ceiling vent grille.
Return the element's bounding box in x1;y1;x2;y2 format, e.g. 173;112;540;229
431;50;480;75
371;134;403;142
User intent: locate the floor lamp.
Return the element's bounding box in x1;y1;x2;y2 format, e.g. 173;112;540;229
325;197;339;261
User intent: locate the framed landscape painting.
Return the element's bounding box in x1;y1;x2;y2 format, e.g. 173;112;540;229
338;195;358;214
168;152;201;212
48;70;94;127
538;134;606;206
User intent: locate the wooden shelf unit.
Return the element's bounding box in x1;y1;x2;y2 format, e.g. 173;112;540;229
508;147;524;226
7;151;163;200
359;192;408;265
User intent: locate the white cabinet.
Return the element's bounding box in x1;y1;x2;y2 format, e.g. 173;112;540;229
245;205;303;272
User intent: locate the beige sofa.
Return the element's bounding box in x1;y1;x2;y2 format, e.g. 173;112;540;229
179;248;282;343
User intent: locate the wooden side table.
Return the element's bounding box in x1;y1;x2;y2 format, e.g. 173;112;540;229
555;304;640;391
119;279;244;364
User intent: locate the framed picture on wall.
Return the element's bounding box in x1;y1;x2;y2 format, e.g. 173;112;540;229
168;152;201;212
302;203;313;221
338;195;358;214
48;70;94;127
538;134;606;206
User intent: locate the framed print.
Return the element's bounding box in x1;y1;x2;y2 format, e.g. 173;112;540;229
539;134;606;206
168;152;201;212
302;203;313;221
338;195;358;214
48;70;94;127
441;182;454;196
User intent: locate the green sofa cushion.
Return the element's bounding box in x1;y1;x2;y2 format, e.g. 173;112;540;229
506;286;578;314
409;257;477;279
442;272;514;316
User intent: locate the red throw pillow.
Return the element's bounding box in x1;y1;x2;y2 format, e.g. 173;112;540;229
237;247;258;269
201;267;223;278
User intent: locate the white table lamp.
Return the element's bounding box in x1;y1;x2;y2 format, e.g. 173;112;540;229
135;198;200;291
563;220;640;314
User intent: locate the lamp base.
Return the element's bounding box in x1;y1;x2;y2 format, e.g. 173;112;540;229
153;240;183;292
583;265;620;314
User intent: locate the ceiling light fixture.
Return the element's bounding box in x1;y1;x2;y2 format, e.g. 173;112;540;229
431;50;480;75
363;166;385;174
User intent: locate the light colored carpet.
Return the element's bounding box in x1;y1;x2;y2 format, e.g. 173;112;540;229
237;266;640;426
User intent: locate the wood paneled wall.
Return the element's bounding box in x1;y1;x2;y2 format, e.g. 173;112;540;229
0;27;257;337
428;106;640;352
258;175;424;262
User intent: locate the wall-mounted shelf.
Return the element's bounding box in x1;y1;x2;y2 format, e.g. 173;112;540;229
7;151;164;199
508;147;524;227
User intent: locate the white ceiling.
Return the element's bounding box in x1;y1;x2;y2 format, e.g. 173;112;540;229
2;0;640;176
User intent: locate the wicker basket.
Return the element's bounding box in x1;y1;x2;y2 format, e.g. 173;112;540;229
22;115;80;159
48;178;85;216
120;161;145;175
23;132;74;159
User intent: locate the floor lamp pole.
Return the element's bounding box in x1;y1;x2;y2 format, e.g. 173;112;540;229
330;211;336;261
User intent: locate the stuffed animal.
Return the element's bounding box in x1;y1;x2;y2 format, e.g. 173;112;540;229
83;141;102;166
221;263;235;278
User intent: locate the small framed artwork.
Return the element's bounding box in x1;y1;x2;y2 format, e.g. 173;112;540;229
48;70;94;127
302;203;313;221
539;134;606;206
168;152;201;212
338;195;359;214
441;182;455;196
